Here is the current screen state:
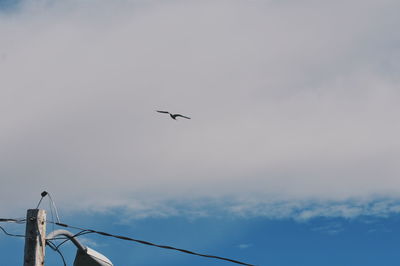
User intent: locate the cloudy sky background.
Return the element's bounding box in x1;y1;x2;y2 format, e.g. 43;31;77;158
1;0;400;216
1;0;400;264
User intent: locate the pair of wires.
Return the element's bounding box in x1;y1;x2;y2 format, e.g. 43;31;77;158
36;190;62;249
1;217;255;266
0;217;26;238
50;221;256;266
36;191;61;223
46;230;94;266
47;240;67;266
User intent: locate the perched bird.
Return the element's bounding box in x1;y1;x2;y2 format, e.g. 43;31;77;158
156;110;191;120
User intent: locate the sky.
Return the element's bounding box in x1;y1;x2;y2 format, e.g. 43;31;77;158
0;0;400;265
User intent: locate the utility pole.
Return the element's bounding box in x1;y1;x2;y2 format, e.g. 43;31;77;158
23;209;46;266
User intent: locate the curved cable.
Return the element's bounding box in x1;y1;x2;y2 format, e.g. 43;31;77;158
50;221;256;266
47;240;67;266
47;193;61;223
0;225;26;238
36;191;48;209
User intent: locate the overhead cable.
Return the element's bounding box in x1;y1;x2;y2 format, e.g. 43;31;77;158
0;218;26;223
47;240;67;266
0;225;26;238
50;221;256;266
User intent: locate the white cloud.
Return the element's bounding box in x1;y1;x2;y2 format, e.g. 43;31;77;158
311;222;344;235
0;0;400;218
238;243;252;249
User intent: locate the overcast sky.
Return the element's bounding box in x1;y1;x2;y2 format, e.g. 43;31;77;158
1;0;400;219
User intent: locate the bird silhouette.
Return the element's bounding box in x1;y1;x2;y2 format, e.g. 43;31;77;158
156;110;191;120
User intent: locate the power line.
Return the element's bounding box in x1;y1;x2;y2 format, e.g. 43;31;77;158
47;240;67;266
0;225;26;238
0;218;26;238
0;218;26;223
50;230;92;250
50;221;256;266
2;214;257;265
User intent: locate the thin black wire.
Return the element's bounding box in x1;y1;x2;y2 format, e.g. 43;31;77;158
48;197;56;245
36;196;45;209
48;230;93;250
47;240;67;266
36;191;49;209
0;225;26;238
50;221;256;266
57;230;93;250
47;193;61;223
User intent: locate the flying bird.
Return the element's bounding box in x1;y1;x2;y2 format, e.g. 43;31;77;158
156;110;191;120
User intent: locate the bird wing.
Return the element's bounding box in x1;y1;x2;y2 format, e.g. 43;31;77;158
174;114;191;119
156;110;170;114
